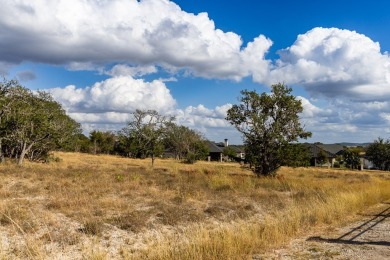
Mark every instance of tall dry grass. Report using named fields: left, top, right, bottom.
left=0, top=152, right=389, bottom=259
left=140, top=184, right=390, bottom=259
left=133, top=169, right=390, bottom=259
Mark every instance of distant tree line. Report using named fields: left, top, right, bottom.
left=63, top=110, right=209, bottom=166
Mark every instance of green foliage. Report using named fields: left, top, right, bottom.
left=316, top=149, right=328, bottom=166
left=366, top=138, right=390, bottom=170
left=281, top=143, right=311, bottom=167
left=117, top=113, right=208, bottom=165
left=185, top=139, right=209, bottom=163
left=226, top=83, right=311, bottom=176
left=0, top=79, right=81, bottom=165
left=335, top=155, right=344, bottom=165
left=344, top=149, right=361, bottom=170
left=222, top=146, right=237, bottom=161
left=89, top=130, right=116, bottom=154
left=75, top=134, right=92, bottom=153
left=115, top=174, right=124, bottom=182
left=45, top=153, right=63, bottom=163
left=183, top=151, right=197, bottom=164
left=119, top=109, right=174, bottom=166
left=113, top=132, right=132, bottom=157
left=164, top=123, right=209, bottom=164
left=59, top=133, right=91, bottom=153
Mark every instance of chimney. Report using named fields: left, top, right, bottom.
left=224, top=139, right=228, bottom=147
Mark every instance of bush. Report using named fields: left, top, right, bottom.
left=45, top=154, right=63, bottom=163
left=183, top=152, right=197, bottom=164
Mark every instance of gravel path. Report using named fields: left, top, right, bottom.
left=258, top=202, right=390, bottom=259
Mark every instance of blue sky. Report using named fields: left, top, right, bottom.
left=1, top=0, right=390, bottom=144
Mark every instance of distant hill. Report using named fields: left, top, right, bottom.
left=334, top=142, right=372, bottom=147
left=229, top=142, right=373, bottom=147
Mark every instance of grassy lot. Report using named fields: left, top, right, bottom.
left=1, top=152, right=390, bottom=259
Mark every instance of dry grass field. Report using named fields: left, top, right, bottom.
left=1, top=152, right=390, bottom=259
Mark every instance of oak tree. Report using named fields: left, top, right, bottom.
left=0, top=80, right=81, bottom=165
left=164, top=123, right=209, bottom=163
left=120, top=110, right=173, bottom=166
left=226, top=83, right=311, bottom=176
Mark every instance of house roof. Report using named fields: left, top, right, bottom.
left=229, top=145, right=245, bottom=153
left=317, top=144, right=344, bottom=155
left=303, top=143, right=335, bottom=158
left=207, top=141, right=244, bottom=154
left=207, top=141, right=223, bottom=153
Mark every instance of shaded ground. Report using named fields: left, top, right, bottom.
left=258, top=202, right=390, bottom=259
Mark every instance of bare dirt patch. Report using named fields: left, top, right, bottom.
left=258, top=202, right=390, bottom=259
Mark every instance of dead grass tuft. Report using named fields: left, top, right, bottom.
left=0, top=201, right=39, bottom=233
left=108, top=211, right=150, bottom=233
left=79, top=218, right=105, bottom=236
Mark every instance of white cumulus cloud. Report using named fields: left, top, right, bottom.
left=267, top=27, right=390, bottom=101
left=175, top=103, right=233, bottom=129
left=107, top=64, right=158, bottom=77
left=0, top=0, right=271, bottom=81
left=48, top=75, right=176, bottom=115
left=297, top=96, right=334, bottom=119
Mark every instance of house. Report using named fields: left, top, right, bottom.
left=207, top=139, right=245, bottom=162
left=304, top=143, right=345, bottom=167
left=207, top=141, right=225, bottom=161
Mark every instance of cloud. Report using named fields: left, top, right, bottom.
left=48, top=76, right=176, bottom=115
left=0, top=0, right=271, bottom=80
left=0, top=62, right=13, bottom=76
left=16, top=70, right=36, bottom=82
left=175, top=103, right=233, bottom=130
left=4, top=0, right=388, bottom=100
left=68, top=112, right=133, bottom=125
left=1, top=0, right=389, bottom=93
left=266, top=27, right=390, bottom=142
left=292, top=95, right=390, bottom=142
left=107, top=64, right=158, bottom=77
left=173, top=103, right=237, bottom=142
left=66, top=62, right=103, bottom=72
left=267, top=27, right=390, bottom=101
left=297, top=96, right=334, bottom=119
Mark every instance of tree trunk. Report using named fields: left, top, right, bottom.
left=0, top=138, right=4, bottom=164
left=17, top=142, right=27, bottom=166
left=17, top=142, right=34, bottom=166
left=151, top=154, right=155, bottom=167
